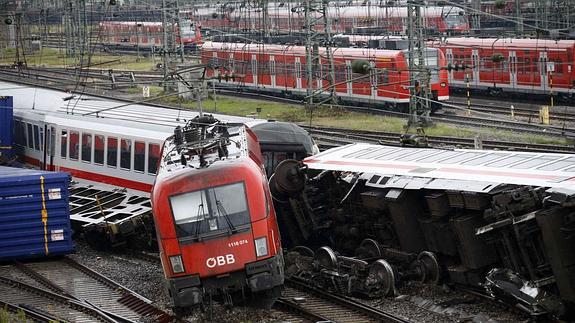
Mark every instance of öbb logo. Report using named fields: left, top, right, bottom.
left=206, top=254, right=235, bottom=268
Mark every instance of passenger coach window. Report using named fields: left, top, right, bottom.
left=27, top=124, right=33, bottom=149
left=13, top=121, right=24, bottom=146
left=107, top=137, right=118, bottom=167
left=148, top=143, right=160, bottom=174
left=61, top=130, right=67, bottom=158
left=134, top=141, right=145, bottom=172
left=40, top=128, right=44, bottom=152
left=94, top=135, right=104, bottom=165
left=33, top=125, right=40, bottom=150
left=69, top=131, right=79, bottom=160
left=82, top=133, right=92, bottom=162
left=170, top=182, right=251, bottom=239
left=121, top=139, right=132, bottom=169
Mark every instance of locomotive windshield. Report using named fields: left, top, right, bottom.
left=170, top=182, right=251, bottom=239
left=445, top=14, right=466, bottom=28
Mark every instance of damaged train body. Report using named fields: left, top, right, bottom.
left=272, top=143, right=575, bottom=318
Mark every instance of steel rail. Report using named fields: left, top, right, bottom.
left=10, top=258, right=174, bottom=323
left=273, top=297, right=332, bottom=322
left=303, top=126, right=575, bottom=154
left=0, top=299, right=66, bottom=323
left=0, top=275, right=119, bottom=322
left=286, top=277, right=411, bottom=323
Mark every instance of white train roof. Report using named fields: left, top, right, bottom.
left=202, top=41, right=406, bottom=58
left=230, top=5, right=464, bottom=18
left=304, top=143, right=575, bottom=191
left=0, top=81, right=260, bottom=133
left=429, top=37, right=575, bottom=50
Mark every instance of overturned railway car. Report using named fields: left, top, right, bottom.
left=273, top=144, right=575, bottom=318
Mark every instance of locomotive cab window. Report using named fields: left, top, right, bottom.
left=170, top=182, right=251, bottom=240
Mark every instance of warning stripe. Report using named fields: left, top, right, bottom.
left=40, top=176, right=49, bottom=255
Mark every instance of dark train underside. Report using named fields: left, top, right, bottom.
left=271, top=162, right=575, bottom=319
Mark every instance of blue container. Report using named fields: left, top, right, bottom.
left=0, top=166, right=74, bottom=260
left=0, top=96, right=13, bottom=158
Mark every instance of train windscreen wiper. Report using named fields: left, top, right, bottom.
left=215, top=199, right=237, bottom=234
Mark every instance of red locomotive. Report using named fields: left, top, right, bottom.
left=428, top=37, right=575, bottom=100
left=201, top=41, right=450, bottom=111
left=151, top=115, right=284, bottom=313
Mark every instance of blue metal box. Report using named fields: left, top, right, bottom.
left=0, top=96, right=13, bottom=158
left=0, top=166, right=74, bottom=260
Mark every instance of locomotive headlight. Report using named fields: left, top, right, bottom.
left=255, top=237, right=268, bottom=257
left=169, top=255, right=185, bottom=274
left=440, top=82, right=447, bottom=88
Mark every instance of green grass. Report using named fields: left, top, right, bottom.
left=0, top=47, right=159, bottom=71
left=150, top=93, right=569, bottom=145
left=0, top=47, right=567, bottom=146
left=0, top=306, right=27, bottom=323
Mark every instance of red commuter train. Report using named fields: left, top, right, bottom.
left=184, top=4, right=469, bottom=35
left=428, top=37, right=575, bottom=100
left=201, top=41, right=450, bottom=111
left=98, top=19, right=202, bottom=50
left=151, top=116, right=284, bottom=313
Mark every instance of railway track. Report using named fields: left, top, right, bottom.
left=445, top=100, right=575, bottom=125
left=278, top=278, right=411, bottom=323
left=2, top=72, right=574, bottom=150
left=216, top=87, right=575, bottom=138
left=0, top=65, right=162, bottom=90
left=304, top=126, right=575, bottom=153
left=0, top=256, right=174, bottom=322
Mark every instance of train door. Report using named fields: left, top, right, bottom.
left=472, top=49, right=480, bottom=86
left=509, top=51, right=517, bottom=89
left=212, top=52, right=219, bottom=80
left=317, top=61, right=323, bottom=90
left=370, top=61, right=377, bottom=101
left=229, top=52, right=235, bottom=83
left=346, top=60, right=352, bottom=96
left=270, top=55, right=276, bottom=88
left=251, top=54, right=258, bottom=87
left=446, top=48, right=453, bottom=83
left=539, top=51, right=548, bottom=91
left=43, top=124, right=56, bottom=171
left=295, top=57, right=302, bottom=89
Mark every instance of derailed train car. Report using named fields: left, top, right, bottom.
left=271, top=143, right=575, bottom=318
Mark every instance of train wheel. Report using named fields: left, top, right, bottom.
left=314, top=246, right=338, bottom=269
left=355, top=238, right=382, bottom=259
left=369, top=259, right=396, bottom=297
left=269, top=160, right=305, bottom=202
left=417, top=251, right=441, bottom=284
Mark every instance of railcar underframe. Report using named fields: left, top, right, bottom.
left=272, top=164, right=575, bottom=318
